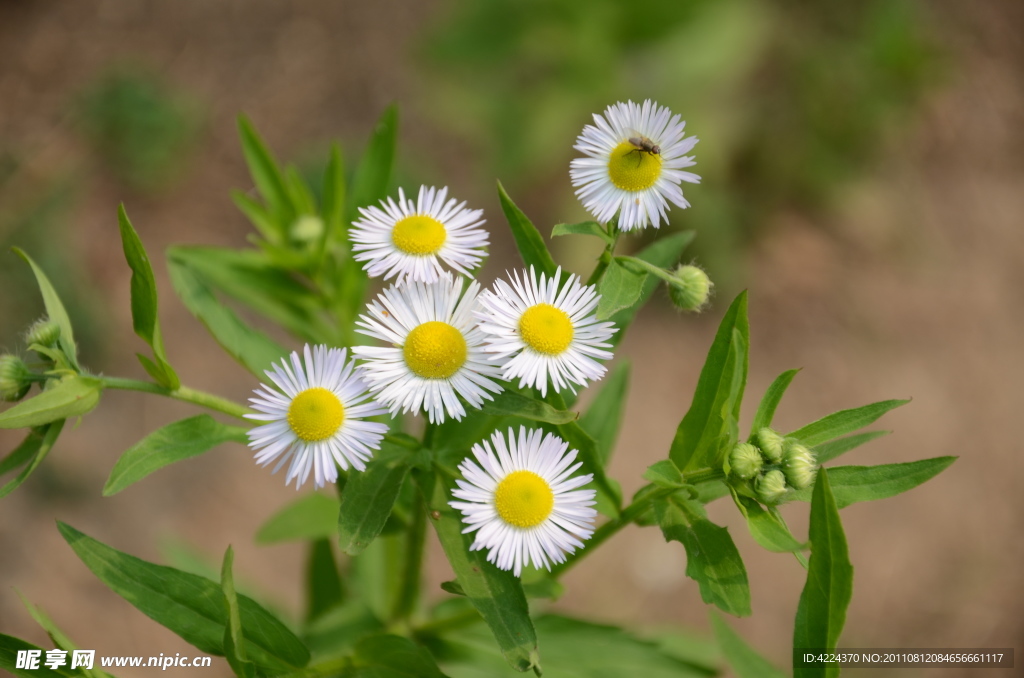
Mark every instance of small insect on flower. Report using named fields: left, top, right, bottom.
left=349, top=185, right=489, bottom=283
left=450, top=427, right=597, bottom=576
left=476, top=266, right=616, bottom=397
left=570, top=100, right=700, bottom=232
left=245, top=345, right=389, bottom=489
left=353, top=274, right=503, bottom=423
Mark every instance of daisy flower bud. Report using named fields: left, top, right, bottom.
left=0, top=354, right=32, bottom=402
left=290, top=214, right=324, bottom=243
left=756, top=469, right=788, bottom=505
left=728, top=442, right=763, bottom=480
left=25, top=318, right=61, bottom=348
left=754, top=427, right=786, bottom=463
left=667, top=264, right=712, bottom=312
left=783, top=441, right=817, bottom=490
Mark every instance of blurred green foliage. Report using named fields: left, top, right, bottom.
left=75, top=67, right=204, bottom=193
left=421, top=0, right=939, bottom=283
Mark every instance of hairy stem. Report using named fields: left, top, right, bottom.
left=100, top=377, right=251, bottom=421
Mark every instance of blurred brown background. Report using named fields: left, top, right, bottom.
left=1, top=1, right=1021, bottom=676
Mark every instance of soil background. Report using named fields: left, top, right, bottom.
left=0, top=1, right=1021, bottom=677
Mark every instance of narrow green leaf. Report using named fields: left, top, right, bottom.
left=497, top=181, right=558, bottom=279
left=730, top=490, right=806, bottom=553
left=17, top=593, right=110, bottom=678
left=787, top=399, right=909, bottom=447
left=793, top=469, right=852, bottom=678
left=338, top=446, right=411, bottom=556
left=0, top=429, right=46, bottom=476
left=305, top=539, right=344, bottom=622
left=0, top=634, right=84, bottom=677
left=813, top=430, right=890, bottom=465
left=786, top=457, right=956, bottom=509
left=480, top=391, right=577, bottom=425
left=416, top=469, right=539, bottom=673
left=750, top=369, right=800, bottom=435
left=597, top=259, right=647, bottom=320
left=669, top=293, right=749, bottom=471
left=579, top=361, right=630, bottom=465
left=657, top=500, right=751, bottom=617
left=285, top=166, right=317, bottom=216
left=553, top=418, right=622, bottom=516
left=255, top=493, right=341, bottom=544
left=0, top=378, right=101, bottom=429
left=350, top=634, right=450, bottom=678
left=58, top=522, right=310, bottom=674
left=238, top=116, right=294, bottom=225
left=231, top=190, right=279, bottom=243
left=711, top=611, right=787, bottom=678
left=643, top=460, right=684, bottom=488
left=221, top=547, right=257, bottom=678
left=320, top=144, right=346, bottom=242
left=117, top=204, right=179, bottom=389
left=551, top=221, right=613, bottom=245
left=0, top=422, right=63, bottom=499
left=104, top=415, right=248, bottom=495
left=346, top=105, right=397, bottom=227
left=167, top=253, right=288, bottom=376
left=12, top=248, right=79, bottom=370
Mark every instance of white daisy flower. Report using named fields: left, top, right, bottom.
left=245, top=345, right=389, bottom=489
left=570, top=99, right=700, bottom=232
left=450, top=427, right=597, bottom=576
left=349, top=185, right=489, bottom=283
left=476, top=266, right=616, bottom=397
left=352, top=274, right=503, bottom=424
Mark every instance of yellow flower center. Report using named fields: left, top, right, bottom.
left=519, top=304, right=574, bottom=355
left=403, top=321, right=467, bottom=379
left=607, top=140, right=663, bottom=192
left=494, top=470, right=555, bottom=528
left=392, top=215, right=447, bottom=255
left=287, top=387, right=344, bottom=442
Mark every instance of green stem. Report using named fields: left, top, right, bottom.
left=617, top=255, right=677, bottom=284
left=391, top=495, right=427, bottom=623
left=585, top=222, right=621, bottom=286
left=100, top=377, right=251, bottom=422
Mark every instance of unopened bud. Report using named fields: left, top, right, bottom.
left=290, top=214, right=324, bottom=243
left=728, top=442, right=763, bottom=480
left=756, top=469, right=788, bottom=505
left=0, top=354, right=32, bottom=402
left=667, top=265, right=712, bottom=312
left=783, top=441, right=817, bottom=490
left=25, top=318, right=61, bottom=348
left=754, top=427, right=785, bottom=463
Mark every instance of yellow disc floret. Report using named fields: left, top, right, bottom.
left=519, top=303, right=574, bottom=355
left=495, top=470, right=555, bottom=528
left=392, top=215, right=447, bottom=255
left=287, top=387, right=344, bottom=442
left=607, top=140, right=663, bottom=192
left=403, top=321, right=468, bottom=379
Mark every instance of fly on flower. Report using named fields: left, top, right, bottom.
left=570, top=100, right=700, bottom=231
left=245, top=345, right=389, bottom=489
left=450, top=427, right=597, bottom=576
left=349, top=185, right=489, bottom=283
left=476, top=266, right=616, bottom=397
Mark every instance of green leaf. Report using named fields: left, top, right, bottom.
left=305, top=539, right=344, bottom=622
left=497, top=181, right=557, bottom=279
left=349, top=634, right=450, bottom=678
left=167, top=253, right=288, bottom=376
left=1, top=429, right=46, bottom=476
left=813, top=431, right=890, bottom=464
left=0, top=378, right=101, bottom=429
left=793, top=469, right=852, bottom=678
left=786, top=457, right=956, bottom=509
left=552, top=416, right=622, bottom=516
left=480, top=391, right=577, bottom=425
left=0, top=634, right=85, bottom=677
left=787, top=399, right=909, bottom=447
left=320, top=144, right=346, bottom=243
left=220, top=547, right=257, bottom=678
left=416, top=469, right=539, bottom=673
left=12, top=248, right=79, bottom=370
left=338, top=446, right=411, bottom=556
left=17, top=593, right=110, bottom=678
left=238, top=116, right=294, bottom=226
left=657, top=500, right=751, bottom=617
left=346, top=105, right=397, bottom=226
left=750, top=369, right=799, bottom=435
left=58, top=522, right=310, bottom=674
left=643, top=460, right=684, bottom=488
left=669, top=293, right=749, bottom=471
left=117, top=204, right=179, bottom=389
left=730, top=490, right=806, bottom=553
left=551, top=221, right=613, bottom=246
left=231, top=190, right=278, bottom=243
left=711, top=611, right=787, bottom=678
left=579, top=361, right=630, bottom=465
left=104, top=415, right=248, bottom=495
left=597, top=259, right=647, bottom=320
left=255, top=493, right=342, bottom=544
left=0, top=422, right=63, bottom=499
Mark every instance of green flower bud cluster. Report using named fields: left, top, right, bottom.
left=727, top=427, right=818, bottom=505
left=0, top=354, right=33, bottom=402
left=667, top=264, right=712, bottom=312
